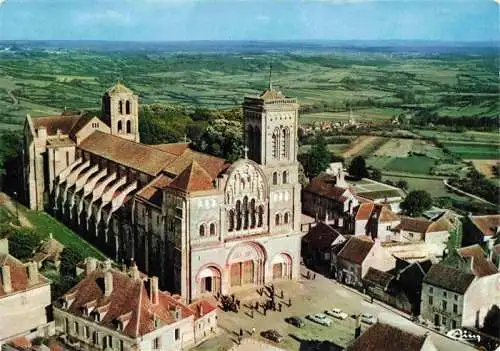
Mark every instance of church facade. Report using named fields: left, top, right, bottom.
left=23, top=83, right=303, bottom=302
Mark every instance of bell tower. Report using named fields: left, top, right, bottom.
left=243, top=72, right=301, bottom=234
left=102, top=82, right=140, bottom=142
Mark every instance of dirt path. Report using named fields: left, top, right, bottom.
left=468, top=159, right=499, bottom=179
left=0, top=192, right=33, bottom=228
left=342, top=136, right=380, bottom=158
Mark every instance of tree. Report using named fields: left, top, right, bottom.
left=60, top=247, right=86, bottom=278
left=9, top=228, right=43, bottom=261
left=301, top=135, right=331, bottom=180
left=348, top=156, right=368, bottom=179
left=396, top=180, right=409, bottom=190
left=369, top=168, right=382, bottom=182
left=482, top=305, right=500, bottom=337
left=400, top=190, right=433, bottom=217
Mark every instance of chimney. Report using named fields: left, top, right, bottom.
left=0, top=238, right=9, bottom=255
left=175, top=306, right=182, bottom=321
left=198, top=303, right=204, bottom=317
left=104, top=271, right=113, bottom=297
left=149, top=276, right=159, bottom=305
left=129, top=261, right=140, bottom=280
left=354, top=314, right=361, bottom=338
left=103, top=259, right=112, bottom=271
left=86, top=257, right=98, bottom=276
left=1, top=265, right=12, bottom=293
left=27, top=261, right=39, bottom=285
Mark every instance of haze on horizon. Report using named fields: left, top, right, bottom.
left=0, top=0, right=497, bottom=42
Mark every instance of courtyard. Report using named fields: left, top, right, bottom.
left=192, top=265, right=477, bottom=351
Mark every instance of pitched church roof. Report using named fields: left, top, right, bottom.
left=106, top=82, right=133, bottom=95
left=168, top=161, right=214, bottom=193
left=259, top=88, right=285, bottom=100
left=31, top=113, right=85, bottom=136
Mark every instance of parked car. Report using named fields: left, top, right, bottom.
left=307, top=313, right=333, bottom=326
left=285, top=316, right=305, bottom=328
left=360, top=312, right=377, bottom=324
left=261, top=329, right=284, bottom=343
left=326, top=308, right=348, bottom=320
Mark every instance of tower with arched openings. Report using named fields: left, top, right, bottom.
left=101, top=82, right=140, bottom=142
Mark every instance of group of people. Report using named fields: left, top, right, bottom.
left=217, top=293, right=241, bottom=313
left=251, top=283, right=292, bottom=316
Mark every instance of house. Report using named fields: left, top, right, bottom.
left=441, top=244, right=498, bottom=278
left=302, top=170, right=358, bottom=232
left=336, top=236, right=395, bottom=289
left=345, top=322, right=438, bottom=351
left=353, top=203, right=400, bottom=240
left=462, top=214, right=500, bottom=252
left=0, top=238, right=54, bottom=348
left=32, top=234, right=64, bottom=269
left=53, top=258, right=217, bottom=351
left=301, top=222, right=347, bottom=277
left=349, top=178, right=405, bottom=213
left=420, top=263, right=500, bottom=331
left=364, top=259, right=431, bottom=316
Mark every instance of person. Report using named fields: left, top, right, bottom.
left=280, top=289, right=284, bottom=299
left=236, top=299, right=240, bottom=309
left=240, top=328, right=243, bottom=337
left=278, top=303, right=282, bottom=312
left=252, top=327, right=256, bottom=335
left=288, top=297, right=292, bottom=307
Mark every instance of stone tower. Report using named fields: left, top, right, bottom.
left=243, top=79, right=301, bottom=234
left=101, top=83, right=140, bottom=142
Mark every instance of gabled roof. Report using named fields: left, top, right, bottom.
left=395, top=217, right=432, bottom=234
left=79, top=131, right=178, bottom=176
left=355, top=203, right=374, bottom=221
left=304, top=173, right=352, bottom=201
left=135, top=174, right=173, bottom=207
left=338, top=236, right=374, bottom=265
left=0, top=253, right=50, bottom=297
left=58, top=264, right=216, bottom=339
left=363, top=268, right=394, bottom=290
left=457, top=245, right=498, bottom=278
left=163, top=148, right=230, bottom=180
left=374, top=204, right=399, bottom=223
left=168, top=161, right=214, bottom=193
left=426, top=215, right=456, bottom=234
left=355, top=203, right=398, bottom=223
left=32, top=237, right=64, bottom=264
left=346, top=322, right=427, bottom=351
left=32, top=113, right=84, bottom=136
left=302, top=222, right=345, bottom=250
left=151, top=143, right=190, bottom=156
left=424, top=264, right=475, bottom=294
left=469, top=215, right=500, bottom=237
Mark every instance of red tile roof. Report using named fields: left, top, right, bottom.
left=8, top=336, right=31, bottom=349
left=135, top=174, right=173, bottom=207
left=395, top=217, right=432, bottom=234
left=355, top=203, right=374, bottom=221
left=0, top=254, right=50, bottom=297
left=58, top=264, right=216, bottom=339
left=187, top=299, right=217, bottom=319
left=304, top=173, right=351, bottom=201
left=424, top=264, right=475, bottom=294
left=168, top=161, right=214, bottom=193
left=151, top=143, right=190, bottom=156
left=164, top=148, right=230, bottom=180
left=338, top=236, right=374, bottom=265
left=457, top=245, right=498, bottom=278
left=32, top=114, right=85, bottom=136
left=374, top=204, right=399, bottom=223
left=346, top=322, right=426, bottom=351
left=363, top=268, right=394, bottom=290
left=470, top=215, right=500, bottom=237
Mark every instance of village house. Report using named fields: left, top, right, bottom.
left=345, top=322, right=438, bottom=351
left=462, top=215, right=500, bottom=253
left=336, top=236, right=395, bottom=289
left=301, top=221, right=347, bottom=277
left=353, top=203, right=400, bottom=241
left=441, top=244, right=498, bottom=278
left=53, top=258, right=217, bottom=351
left=32, top=234, right=64, bottom=270
left=24, top=83, right=306, bottom=302
left=363, top=258, right=432, bottom=316
left=0, top=238, right=54, bottom=348
left=301, top=164, right=358, bottom=232
left=420, top=263, right=500, bottom=331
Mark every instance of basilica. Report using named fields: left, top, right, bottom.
left=23, top=82, right=304, bottom=302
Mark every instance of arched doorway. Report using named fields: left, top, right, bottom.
left=197, top=265, right=221, bottom=296
left=271, top=253, right=292, bottom=280
left=227, top=242, right=265, bottom=288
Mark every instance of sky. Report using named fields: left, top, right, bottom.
left=0, top=0, right=497, bottom=42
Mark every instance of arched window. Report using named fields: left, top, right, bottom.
left=275, top=213, right=280, bottom=226
left=272, top=172, right=278, bottom=185
left=117, top=120, right=123, bottom=133
left=228, top=210, right=235, bottom=232
left=199, top=224, right=206, bottom=237
left=118, top=100, right=123, bottom=115
left=284, top=212, right=290, bottom=224
left=236, top=200, right=242, bottom=231
left=243, top=196, right=249, bottom=230
left=258, top=205, right=264, bottom=227
left=209, top=223, right=216, bottom=236
left=272, top=128, right=279, bottom=159
left=126, top=120, right=131, bottom=133
left=125, top=100, right=131, bottom=114
left=281, top=128, right=289, bottom=159
left=283, top=171, right=288, bottom=184
left=250, top=199, right=256, bottom=229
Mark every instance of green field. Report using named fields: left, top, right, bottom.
left=367, top=155, right=437, bottom=174
left=442, top=142, right=499, bottom=160
left=382, top=175, right=457, bottom=199
left=0, top=46, right=497, bottom=132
